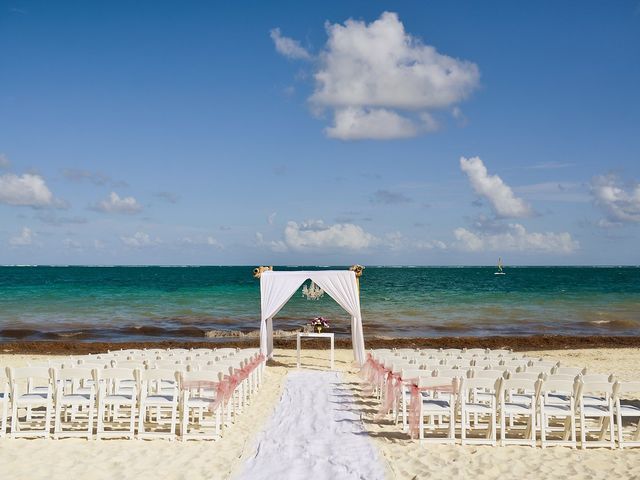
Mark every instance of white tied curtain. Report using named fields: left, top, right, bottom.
left=259, top=270, right=366, bottom=365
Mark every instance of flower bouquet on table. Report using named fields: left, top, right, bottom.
left=308, top=316, right=330, bottom=333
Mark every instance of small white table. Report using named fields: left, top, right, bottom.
left=296, top=332, right=334, bottom=370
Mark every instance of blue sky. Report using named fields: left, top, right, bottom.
left=1, top=1, right=639, bottom=265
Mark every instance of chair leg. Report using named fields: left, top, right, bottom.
left=43, top=402, right=52, bottom=439
left=491, top=411, right=497, bottom=445
left=530, top=410, right=536, bottom=448
left=170, top=404, right=177, bottom=439
left=401, top=389, right=408, bottom=432
left=580, top=412, right=586, bottom=449
left=449, top=407, right=455, bottom=441
left=11, top=400, right=18, bottom=435
left=137, top=403, right=145, bottom=437
left=609, top=414, right=615, bottom=449
left=540, top=412, right=546, bottom=448
left=97, top=402, right=104, bottom=438
left=87, top=403, right=94, bottom=440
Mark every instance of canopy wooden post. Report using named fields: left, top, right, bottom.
left=350, top=264, right=364, bottom=294
left=253, top=265, right=273, bottom=279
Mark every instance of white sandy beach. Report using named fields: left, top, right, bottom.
left=1, top=348, right=640, bottom=480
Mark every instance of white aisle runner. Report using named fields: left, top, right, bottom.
left=235, top=371, right=385, bottom=480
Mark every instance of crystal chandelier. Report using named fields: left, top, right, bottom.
left=302, top=281, right=324, bottom=300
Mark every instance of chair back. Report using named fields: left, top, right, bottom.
left=553, top=366, right=586, bottom=376
left=581, top=374, right=615, bottom=384
left=459, top=376, right=499, bottom=394
left=7, top=366, right=53, bottom=400
left=577, top=379, right=614, bottom=398
left=469, top=369, right=504, bottom=380
left=508, top=371, right=543, bottom=381
left=538, top=377, right=578, bottom=401
left=417, top=376, right=458, bottom=393
left=498, top=377, right=541, bottom=402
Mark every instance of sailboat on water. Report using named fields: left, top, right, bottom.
left=494, top=257, right=506, bottom=275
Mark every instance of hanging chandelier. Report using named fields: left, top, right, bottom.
left=302, top=281, right=324, bottom=300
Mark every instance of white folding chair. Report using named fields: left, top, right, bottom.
left=52, top=367, right=96, bottom=439
left=538, top=378, right=577, bottom=448
left=7, top=366, right=54, bottom=438
left=577, top=379, right=616, bottom=449
left=498, top=377, right=540, bottom=447
left=614, top=381, right=640, bottom=449
left=459, top=376, right=498, bottom=445
left=398, top=368, right=428, bottom=431
left=94, top=367, right=137, bottom=439
left=0, top=368, right=10, bottom=438
left=416, top=376, right=457, bottom=444
left=137, top=368, right=179, bottom=439
left=178, top=370, right=223, bottom=441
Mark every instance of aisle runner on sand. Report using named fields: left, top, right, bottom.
left=235, top=371, right=385, bottom=480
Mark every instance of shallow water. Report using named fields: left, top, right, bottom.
left=0, top=266, right=639, bottom=342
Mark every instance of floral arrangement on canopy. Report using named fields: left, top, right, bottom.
left=308, top=316, right=330, bottom=333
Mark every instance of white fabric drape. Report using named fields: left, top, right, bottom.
left=259, top=270, right=366, bottom=365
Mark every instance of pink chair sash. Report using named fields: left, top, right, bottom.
left=359, top=353, right=388, bottom=396
left=181, top=353, right=265, bottom=412
left=380, top=371, right=403, bottom=415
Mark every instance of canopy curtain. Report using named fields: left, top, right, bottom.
left=259, top=270, right=366, bottom=365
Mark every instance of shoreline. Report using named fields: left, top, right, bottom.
left=2, top=334, right=640, bottom=355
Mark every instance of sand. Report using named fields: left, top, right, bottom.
left=2, top=348, right=640, bottom=479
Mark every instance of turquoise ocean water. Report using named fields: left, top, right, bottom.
left=0, top=266, right=639, bottom=342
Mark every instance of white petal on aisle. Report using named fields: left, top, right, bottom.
left=235, top=371, right=385, bottom=480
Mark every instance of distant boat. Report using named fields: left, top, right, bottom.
left=494, top=257, right=506, bottom=275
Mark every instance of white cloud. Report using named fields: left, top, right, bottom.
left=460, top=156, right=532, bottom=218
left=9, top=227, right=34, bottom=246
left=0, top=153, right=10, bottom=169
left=591, top=174, right=640, bottom=224
left=120, top=232, right=159, bottom=248
left=95, top=192, right=142, bottom=214
left=93, top=239, right=106, bottom=249
left=255, top=232, right=288, bottom=253
left=0, top=173, right=56, bottom=208
left=326, top=107, right=420, bottom=140
left=283, top=220, right=376, bottom=251
left=414, top=239, right=447, bottom=250
left=280, top=11, right=479, bottom=140
left=270, top=28, right=311, bottom=60
left=453, top=224, right=578, bottom=254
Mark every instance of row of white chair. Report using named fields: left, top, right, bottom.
left=406, top=374, right=640, bottom=449
left=364, top=348, right=640, bottom=449
left=0, top=348, right=265, bottom=441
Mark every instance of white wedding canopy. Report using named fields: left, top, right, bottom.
left=259, top=270, right=366, bottom=365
